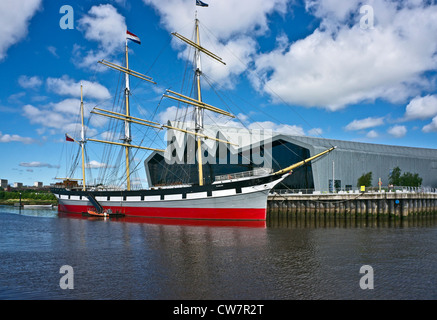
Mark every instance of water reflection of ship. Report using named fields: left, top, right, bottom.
left=58, top=212, right=266, bottom=228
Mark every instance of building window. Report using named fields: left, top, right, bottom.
left=329, top=179, right=341, bottom=192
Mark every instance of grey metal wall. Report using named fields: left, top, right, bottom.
left=280, top=135, right=437, bottom=190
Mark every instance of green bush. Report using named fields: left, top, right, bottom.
left=0, top=190, right=56, bottom=201
left=357, top=172, right=373, bottom=187
left=389, top=167, right=422, bottom=187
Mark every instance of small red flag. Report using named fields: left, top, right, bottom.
left=65, top=134, right=74, bottom=142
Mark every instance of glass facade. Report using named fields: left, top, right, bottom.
left=270, top=140, right=314, bottom=190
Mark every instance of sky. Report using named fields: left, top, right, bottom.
left=1, top=0, right=437, bottom=187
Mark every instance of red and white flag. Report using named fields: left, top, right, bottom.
left=126, top=30, right=141, bottom=45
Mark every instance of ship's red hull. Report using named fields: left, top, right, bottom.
left=58, top=203, right=266, bottom=220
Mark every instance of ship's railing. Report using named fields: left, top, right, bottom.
left=271, top=188, right=315, bottom=195
left=50, top=185, right=124, bottom=191
left=215, top=168, right=273, bottom=182
left=271, top=186, right=437, bottom=195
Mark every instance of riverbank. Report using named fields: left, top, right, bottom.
left=0, top=190, right=57, bottom=206
left=0, top=199, right=57, bottom=206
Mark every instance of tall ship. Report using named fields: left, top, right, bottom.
left=51, top=14, right=335, bottom=221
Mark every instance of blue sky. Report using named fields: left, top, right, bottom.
left=1, top=0, right=437, bottom=187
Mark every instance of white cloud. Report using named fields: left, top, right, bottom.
left=22, top=104, right=72, bottom=130
left=22, top=100, right=99, bottom=138
left=47, top=46, right=58, bottom=58
left=18, top=75, right=42, bottom=89
left=0, top=0, right=41, bottom=61
left=0, top=105, right=18, bottom=113
left=111, top=0, right=128, bottom=7
left=8, top=92, right=26, bottom=104
left=308, top=128, right=323, bottom=136
left=75, top=4, right=127, bottom=69
left=157, top=105, right=242, bottom=129
left=305, top=0, right=362, bottom=23
left=143, top=0, right=288, bottom=88
left=100, top=130, right=118, bottom=141
left=345, top=117, right=384, bottom=131
left=252, top=1, right=437, bottom=110
left=0, top=131, right=36, bottom=144
left=24, top=95, right=109, bottom=131
left=403, top=95, right=437, bottom=121
left=144, top=0, right=288, bottom=40
left=248, top=121, right=305, bottom=136
left=19, top=162, right=59, bottom=168
left=46, top=76, right=111, bottom=100
left=85, top=160, right=112, bottom=169
left=157, top=105, right=186, bottom=124
left=422, top=116, right=437, bottom=133
left=157, top=105, right=304, bottom=136
left=199, top=36, right=258, bottom=89
left=51, top=98, right=82, bottom=114
left=366, top=130, right=379, bottom=138
left=387, top=125, right=407, bottom=138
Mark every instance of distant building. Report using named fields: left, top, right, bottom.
left=1, top=179, right=7, bottom=189
left=34, top=182, right=43, bottom=188
left=13, top=182, right=23, bottom=188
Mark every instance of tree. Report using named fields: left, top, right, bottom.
left=389, top=167, right=401, bottom=185
left=357, top=172, right=373, bottom=187
left=400, top=172, right=422, bottom=187
left=389, top=166, right=422, bottom=187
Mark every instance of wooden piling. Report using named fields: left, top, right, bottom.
left=268, top=192, right=437, bottom=220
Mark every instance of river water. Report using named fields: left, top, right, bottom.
left=0, top=205, right=436, bottom=300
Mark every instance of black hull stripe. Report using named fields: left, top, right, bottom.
left=51, top=174, right=282, bottom=198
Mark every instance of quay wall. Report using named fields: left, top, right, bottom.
left=267, top=192, right=437, bottom=219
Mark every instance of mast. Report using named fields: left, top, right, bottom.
left=124, top=39, right=132, bottom=191
left=168, top=16, right=233, bottom=186
left=94, top=31, right=161, bottom=190
left=194, top=16, right=204, bottom=186
left=80, top=84, right=86, bottom=191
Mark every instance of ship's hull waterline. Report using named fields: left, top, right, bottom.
left=52, top=173, right=289, bottom=221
